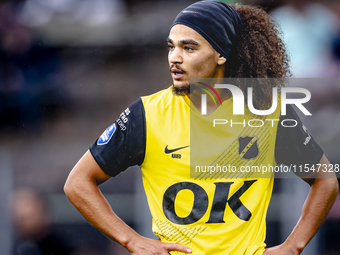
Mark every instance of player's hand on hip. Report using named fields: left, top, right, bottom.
left=127, top=236, right=192, bottom=255
left=263, top=243, right=301, bottom=255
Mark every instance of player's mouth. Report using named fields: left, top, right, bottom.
left=170, top=66, right=186, bottom=80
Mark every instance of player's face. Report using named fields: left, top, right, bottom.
left=167, top=24, right=226, bottom=92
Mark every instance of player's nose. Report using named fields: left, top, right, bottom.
left=168, top=47, right=183, bottom=64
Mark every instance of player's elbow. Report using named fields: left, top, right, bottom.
left=327, top=177, right=339, bottom=206
left=330, top=177, right=339, bottom=198
left=64, top=174, right=75, bottom=200
left=325, top=175, right=339, bottom=194
left=64, top=172, right=83, bottom=203
left=316, top=176, right=339, bottom=202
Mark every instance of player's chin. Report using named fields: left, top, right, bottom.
left=172, top=81, right=191, bottom=96
left=173, top=79, right=190, bottom=88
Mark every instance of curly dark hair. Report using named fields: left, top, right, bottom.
left=225, top=4, right=291, bottom=109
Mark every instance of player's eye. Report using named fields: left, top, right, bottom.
left=184, top=46, right=195, bottom=52
left=167, top=44, right=174, bottom=50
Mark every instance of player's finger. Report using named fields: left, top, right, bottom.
left=163, top=243, right=192, bottom=253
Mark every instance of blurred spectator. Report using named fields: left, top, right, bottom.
left=271, top=0, right=340, bottom=146
left=271, top=0, right=340, bottom=78
left=0, top=2, right=68, bottom=131
left=11, top=188, right=74, bottom=255
left=19, top=0, right=126, bottom=27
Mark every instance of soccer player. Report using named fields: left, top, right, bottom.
left=64, top=1, right=338, bottom=255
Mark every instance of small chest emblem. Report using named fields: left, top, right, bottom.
left=238, top=136, right=258, bottom=159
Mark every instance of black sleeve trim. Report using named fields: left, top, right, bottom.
left=89, top=99, right=146, bottom=177
left=275, top=105, right=324, bottom=177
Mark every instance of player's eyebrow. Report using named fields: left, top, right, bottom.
left=166, top=37, right=199, bottom=46
left=180, top=39, right=199, bottom=46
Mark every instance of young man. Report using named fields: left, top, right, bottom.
left=64, top=1, right=338, bottom=255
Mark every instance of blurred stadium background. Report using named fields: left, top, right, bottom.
left=0, top=0, right=339, bottom=254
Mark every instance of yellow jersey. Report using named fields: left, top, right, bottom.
left=90, top=86, right=323, bottom=255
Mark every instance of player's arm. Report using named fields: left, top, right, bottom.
left=64, top=150, right=192, bottom=255
left=267, top=105, right=339, bottom=254
left=264, top=154, right=338, bottom=255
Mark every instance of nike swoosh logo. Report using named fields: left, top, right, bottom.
left=165, top=145, right=189, bottom=154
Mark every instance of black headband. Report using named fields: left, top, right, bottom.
left=171, top=0, right=242, bottom=59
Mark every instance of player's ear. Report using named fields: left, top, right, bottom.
left=217, top=54, right=227, bottom=65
